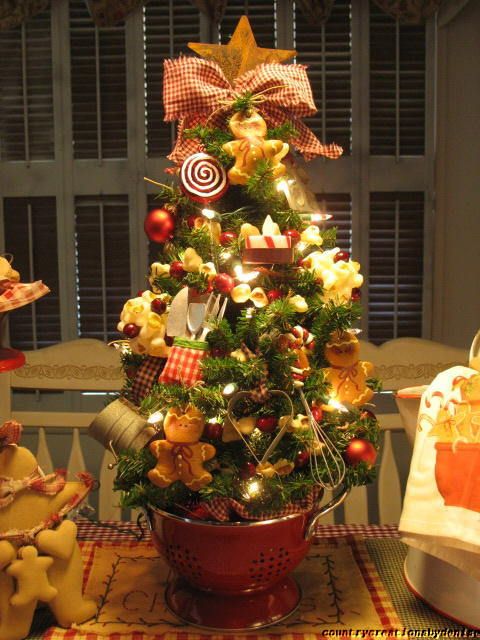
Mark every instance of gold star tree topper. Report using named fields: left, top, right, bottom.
left=188, top=16, right=296, bottom=85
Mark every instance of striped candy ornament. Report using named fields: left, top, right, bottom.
left=180, top=152, right=228, bottom=203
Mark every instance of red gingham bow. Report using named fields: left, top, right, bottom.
left=0, top=420, right=23, bottom=448
left=0, top=468, right=67, bottom=509
left=163, top=56, right=343, bottom=164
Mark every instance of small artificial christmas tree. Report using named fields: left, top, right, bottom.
left=112, top=17, right=381, bottom=521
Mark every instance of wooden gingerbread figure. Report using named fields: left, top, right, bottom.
left=323, top=330, right=374, bottom=407
left=222, top=109, right=289, bottom=185
left=148, top=406, right=216, bottom=491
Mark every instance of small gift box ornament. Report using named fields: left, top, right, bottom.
left=158, top=337, right=209, bottom=387
left=243, top=216, right=294, bottom=265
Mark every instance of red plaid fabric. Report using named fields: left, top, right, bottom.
left=0, top=468, right=66, bottom=509
left=131, top=355, right=166, bottom=405
left=0, top=420, right=22, bottom=448
left=158, top=337, right=208, bottom=387
left=163, top=56, right=343, bottom=164
left=200, top=487, right=322, bottom=522
left=0, top=280, right=49, bottom=313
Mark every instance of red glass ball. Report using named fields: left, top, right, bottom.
left=151, top=298, right=167, bottom=315
left=311, top=406, right=323, bottom=422
left=136, top=290, right=144, bottom=297
left=240, top=462, right=257, bottom=479
left=351, top=288, right=361, bottom=301
left=213, top=273, right=235, bottom=294
left=144, top=208, right=175, bottom=243
left=284, top=229, right=301, bottom=245
left=123, top=323, right=140, bottom=338
left=334, top=250, right=350, bottom=263
left=267, top=289, right=283, bottom=302
left=220, top=231, right=237, bottom=247
left=203, top=422, right=223, bottom=440
left=344, top=438, right=377, bottom=467
left=256, top=416, right=278, bottom=433
left=170, top=261, right=185, bottom=280
left=295, top=450, right=310, bottom=468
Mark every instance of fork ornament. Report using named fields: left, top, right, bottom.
left=197, top=292, right=228, bottom=341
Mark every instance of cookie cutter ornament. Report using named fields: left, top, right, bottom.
left=226, top=389, right=294, bottom=466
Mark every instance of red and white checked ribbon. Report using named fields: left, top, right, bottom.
left=0, top=468, right=66, bottom=509
left=158, top=338, right=208, bottom=387
left=163, top=56, right=343, bottom=164
left=0, top=280, right=50, bottom=313
left=0, top=420, right=23, bottom=448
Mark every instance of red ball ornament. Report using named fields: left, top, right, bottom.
left=203, top=421, right=223, bottom=440
left=344, top=438, right=377, bottom=467
left=284, top=229, right=301, bottom=245
left=123, top=323, right=140, bottom=338
left=295, top=450, right=310, bottom=468
left=144, top=208, right=175, bottom=243
left=351, top=288, right=361, bottom=302
left=213, top=273, right=235, bottom=294
left=240, top=462, right=257, bottom=479
left=267, top=289, right=283, bottom=303
left=151, top=298, right=167, bottom=315
left=306, top=339, right=316, bottom=351
left=210, top=346, right=227, bottom=358
left=220, top=231, right=237, bottom=247
left=136, top=290, right=144, bottom=297
left=311, top=406, right=323, bottom=422
left=186, top=214, right=199, bottom=229
left=334, top=250, right=350, bottom=263
left=170, top=261, right=185, bottom=280
left=256, top=416, right=278, bottom=433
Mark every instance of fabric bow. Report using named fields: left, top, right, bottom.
left=163, top=56, right=343, bottom=165
left=0, top=420, right=22, bottom=449
left=0, top=468, right=67, bottom=509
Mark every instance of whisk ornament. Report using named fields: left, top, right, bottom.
left=297, top=389, right=346, bottom=490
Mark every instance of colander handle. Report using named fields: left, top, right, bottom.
left=304, top=486, right=350, bottom=540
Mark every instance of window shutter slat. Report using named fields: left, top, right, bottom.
left=75, top=195, right=131, bottom=341
left=295, top=1, right=351, bottom=154
left=316, top=193, right=352, bottom=253
left=369, top=2, right=425, bottom=156
left=3, top=197, right=61, bottom=350
left=368, top=192, right=424, bottom=344
left=0, top=11, right=54, bottom=161
left=70, top=0, right=127, bottom=159
left=145, top=1, right=200, bottom=157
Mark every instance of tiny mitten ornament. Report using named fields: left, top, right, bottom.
left=222, top=109, right=289, bottom=185
left=148, top=406, right=216, bottom=491
left=323, top=330, right=374, bottom=406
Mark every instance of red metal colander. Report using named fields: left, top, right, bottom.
left=145, top=488, right=349, bottom=630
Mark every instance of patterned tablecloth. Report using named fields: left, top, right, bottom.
left=25, top=521, right=473, bottom=639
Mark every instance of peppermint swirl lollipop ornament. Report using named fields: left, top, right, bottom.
left=180, top=152, right=228, bottom=203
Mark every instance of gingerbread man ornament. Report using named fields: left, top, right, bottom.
left=148, top=406, right=216, bottom=491
left=323, top=330, right=374, bottom=407
left=222, top=109, right=289, bottom=185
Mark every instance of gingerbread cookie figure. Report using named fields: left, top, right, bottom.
left=7, top=546, right=57, bottom=606
left=0, top=540, right=35, bottom=640
left=222, top=109, right=289, bottom=185
left=36, top=520, right=97, bottom=627
left=148, top=406, right=216, bottom=491
left=323, top=330, right=374, bottom=407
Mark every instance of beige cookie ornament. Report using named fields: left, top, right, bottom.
left=0, top=422, right=96, bottom=640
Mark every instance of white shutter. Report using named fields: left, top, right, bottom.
left=368, top=192, right=424, bottom=344
left=219, top=1, right=277, bottom=47
left=75, top=195, right=131, bottom=341
left=3, top=197, right=61, bottom=349
left=0, top=9, right=54, bottom=161
left=145, top=0, right=201, bottom=157
left=69, top=0, right=128, bottom=159
left=294, top=0, right=351, bottom=154
left=369, top=1, right=426, bottom=156
left=320, top=193, right=352, bottom=253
